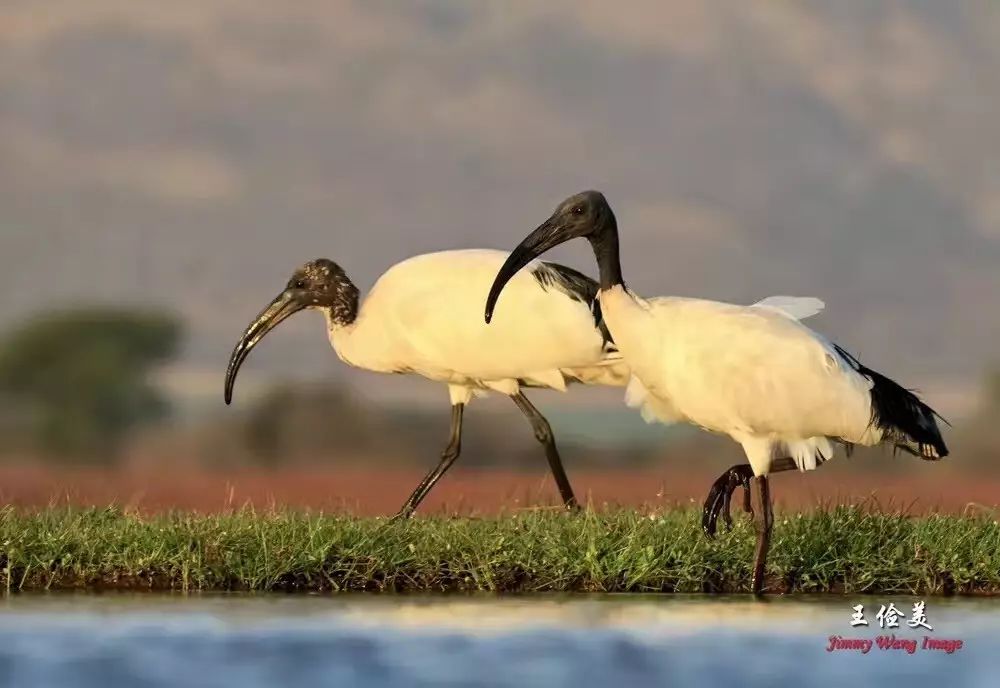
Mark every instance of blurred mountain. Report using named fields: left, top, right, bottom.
left=1, top=1, right=997, bottom=413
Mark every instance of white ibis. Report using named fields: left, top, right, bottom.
left=485, top=191, right=949, bottom=594
left=225, top=249, right=632, bottom=518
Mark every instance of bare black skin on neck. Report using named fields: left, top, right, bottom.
left=588, top=209, right=623, bottom=291
left=484, top=190, right=623, bottom=324
left=224, top=259, right=358, bottom=404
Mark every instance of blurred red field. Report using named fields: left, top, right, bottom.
left=0, top=464, right=995, bottom=516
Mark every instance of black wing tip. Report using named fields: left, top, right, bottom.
left=530, top=262, right=614, bottom=347
left=926, top=428, right=950, bottom=459
left=869, top=373, right=949, bottom=460
left=835, top=344, right=950, bottom=460
left=530, top=262, right=598, bottom=303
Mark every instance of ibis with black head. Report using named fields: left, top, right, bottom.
left=485, top=191, right=949, bottom=595
left=225, top=249, right=631, bottom=518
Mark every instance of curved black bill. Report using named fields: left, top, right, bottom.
left=484, top=219, right=563, bottom=323
left=224, top=289, right=307, bottom=404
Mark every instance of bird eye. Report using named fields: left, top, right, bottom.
left=571, top=206, right=584, bottom=215
left=293, top=280, right=306, bottom=290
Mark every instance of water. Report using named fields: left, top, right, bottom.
left=0, top=594, right=995, bottom=687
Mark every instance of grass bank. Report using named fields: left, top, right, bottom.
left=1, top=507, right=998, bottom=594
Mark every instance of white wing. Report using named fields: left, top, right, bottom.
left=750, top=296, right=825, bottom=321
left=624, top=294, right=825, bottom=426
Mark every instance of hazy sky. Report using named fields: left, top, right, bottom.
left=1, top=1, right=998, bottom=414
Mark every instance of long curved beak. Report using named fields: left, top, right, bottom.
left=224, top=289, right=308, bottom=404
left=484, top=218, right=565, bottom=323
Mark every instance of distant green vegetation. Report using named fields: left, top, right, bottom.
left=0, top=307, right=181, bottom=461
left=1, top=507, right=998, bottom=594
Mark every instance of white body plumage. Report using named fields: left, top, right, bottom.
left=326, top=249, right=628, bottom=405
left=608, top=287, right=881, bottom=475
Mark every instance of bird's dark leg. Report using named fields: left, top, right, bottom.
left=392, top=403, right=464, bottom=520
left=750, top=475, right=774, bottom=596
left=702, top=457, right=796, bottom=537
left=702, top=464, right=754, bottom=537
left=511, top=392, right=579, bottom=511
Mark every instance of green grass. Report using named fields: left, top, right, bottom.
left=1, top=506, right=998, bottom=594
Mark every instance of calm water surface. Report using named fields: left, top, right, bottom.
left=0, top=594, right=995, bottom=687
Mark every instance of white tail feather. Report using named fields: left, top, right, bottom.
left=786, top=437, right=834, bottom=472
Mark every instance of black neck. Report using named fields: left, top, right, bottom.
left=588, top=213, right=624, bottom=291
left=329, top=279, right=360, bottom=326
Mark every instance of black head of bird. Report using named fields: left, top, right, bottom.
left=224, top=259, right=359, bottom=404
left=485, top=190, right=617, bottom=323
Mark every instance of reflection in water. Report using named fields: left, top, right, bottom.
left=0, top=595, right=993, bottom=687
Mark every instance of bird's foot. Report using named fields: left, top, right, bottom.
left=701, top=464, right=755, bottom=538
left=390, top=506, right=416, bottom=522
